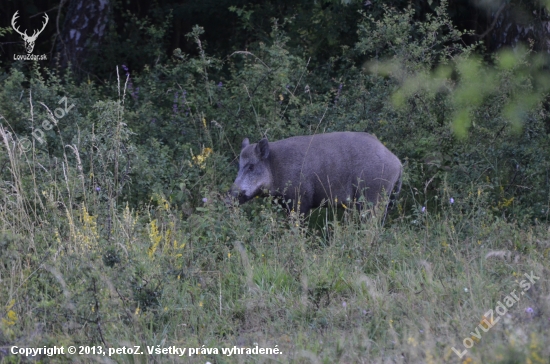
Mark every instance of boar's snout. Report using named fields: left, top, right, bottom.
left=226, top=184, right=248, bottom=206
left=223, top=191, right=235, bottom=207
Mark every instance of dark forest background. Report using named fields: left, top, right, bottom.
left=2, top=0, right=550, bottom=76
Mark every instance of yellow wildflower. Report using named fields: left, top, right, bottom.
left=148, top=219, right=162, bottom=258
left=192, top=147, right=213, bottom=169
left=2, top=300, right=17, bottom=326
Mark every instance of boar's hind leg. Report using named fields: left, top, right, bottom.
left=381, top=174, right=403, bottom=225
left=387, top=174, right=402, bottom=212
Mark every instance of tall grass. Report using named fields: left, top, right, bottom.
left=0, top=106, right=548, bottom=362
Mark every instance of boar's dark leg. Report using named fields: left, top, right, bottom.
left=280, top=193, right=311, bottom=216
left=381, top=173, right=403, bottom=225
left=298, top=198, right=311, bottom=216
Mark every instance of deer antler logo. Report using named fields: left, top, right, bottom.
left=11, top=11, right=49, bottom=54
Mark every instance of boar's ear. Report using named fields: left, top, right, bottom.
left=256, top=138, right=270, bottom=160
left=241, top=138, right=250, bottom=150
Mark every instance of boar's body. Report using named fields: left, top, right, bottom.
left=231, top=132, right=402, bottom=216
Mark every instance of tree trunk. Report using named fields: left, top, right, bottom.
left=483, top=1, right=550, bottom=52
left=55, top=0, right=110, bottom=74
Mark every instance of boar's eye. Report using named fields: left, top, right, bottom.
left=248, top=164, right=255, bottom=172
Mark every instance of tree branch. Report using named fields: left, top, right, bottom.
left=477, top=2, right=507, bottom=39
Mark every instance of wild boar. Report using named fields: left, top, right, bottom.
left=230, top=132, right=402, bottom=216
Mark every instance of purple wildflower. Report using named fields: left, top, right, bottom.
left=421, top=206, right=426, bottom=213
left=181, top=90, right=191, bottom=115
left=202, top=197, right=208, bottom=203
left=217, top=82, right=223, bottom=89
left=95, top=186, right=101, bottom=192
left=334, top=83, right=343, bottom=105
left=450, top=197, right=454, bottom=204
left=173, top=92, right=179, bottom=114
left=121, top=64, right=138, bottom=100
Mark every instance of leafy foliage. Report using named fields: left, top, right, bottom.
left=1, top=1, right=550, bottom=362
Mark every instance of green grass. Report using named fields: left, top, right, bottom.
left=0, top=144, right=548, bottom=364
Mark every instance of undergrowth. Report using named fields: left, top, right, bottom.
left=1, top=3, right=550, bottom=363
